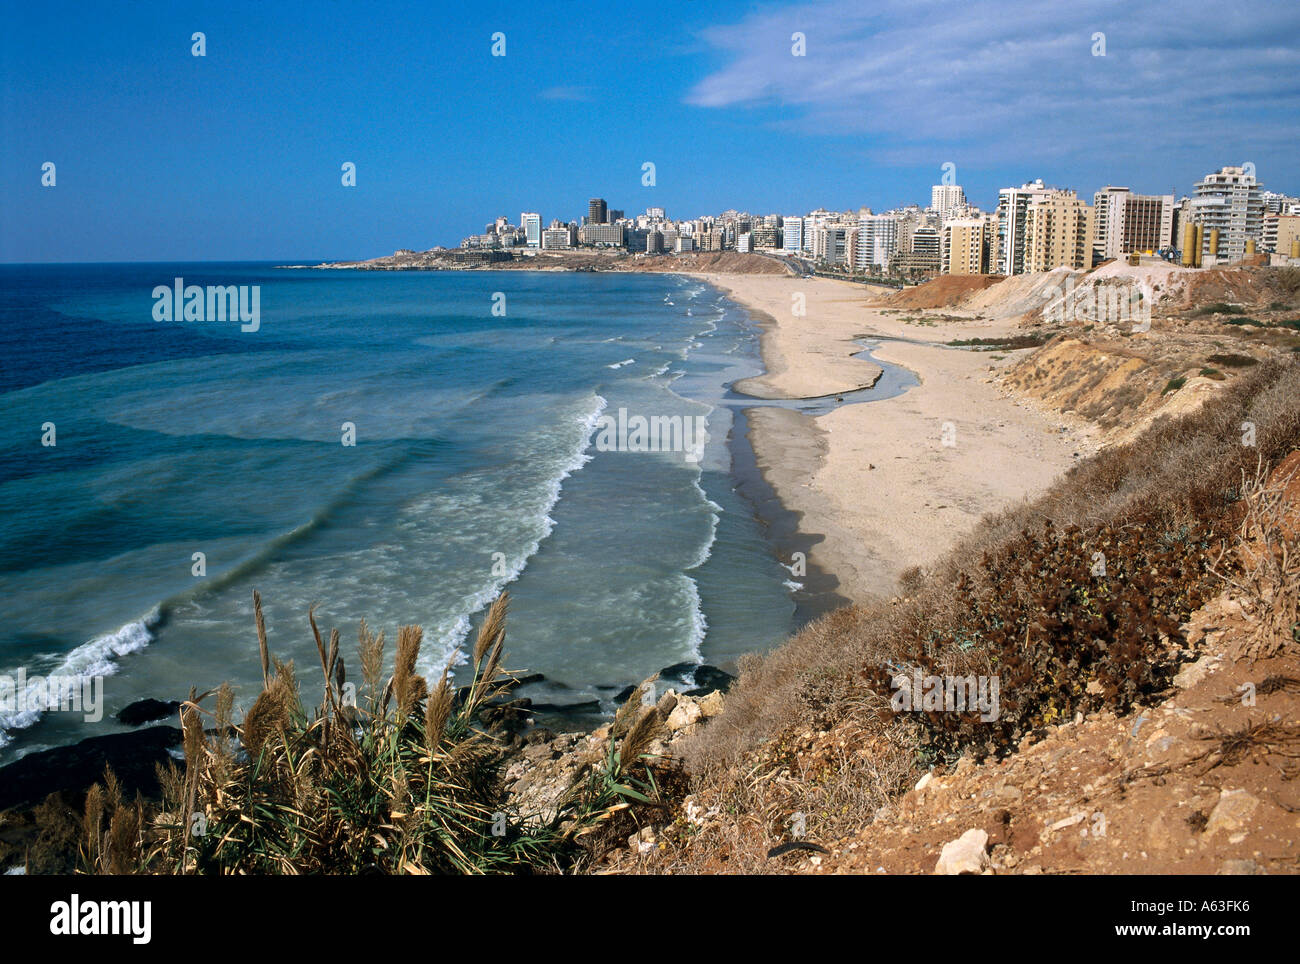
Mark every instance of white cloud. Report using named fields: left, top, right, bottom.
left=688, top=0, right=1300, bottom=166
left=538, top=86, right=595, bottom=102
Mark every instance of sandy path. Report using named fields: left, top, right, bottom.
left=696, top=273, right=1086, bottom=603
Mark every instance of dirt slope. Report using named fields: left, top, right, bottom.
left=877, top=274, right=1002, bottom=309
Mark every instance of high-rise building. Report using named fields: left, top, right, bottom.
left=931, top=184, right=967, bottom=219
left=1092, top=186, right=1129, bottom=262
left=855, top=214, right=900, bottom=271
left=1185, top=166, right=1265, bottom=265
left=943, top=218, right=989, bottom=275
left=1121, top=193, right=1175, bottom=256
left=1262, top=192, right=1300, bottom=215
left=521, top=212, right=542, bottom=248
left=580, top=222, right=625, bottom=247
left=1022, top=191, right=1094, bottom=272
left=588, top=198, right=608, bottom=225
left=541, top=225, right=575, bottom=250
left=782, top=216, right=805, bottom=253
left=1263, top=214, right=1300, bottom=256
left=813, top=224, right=851, bottom=265
left=892, top=227, right=942, bottom=277
left=995, top=179, right=1053, bottom=275
left=1093, top=187, right=1175, bottom=260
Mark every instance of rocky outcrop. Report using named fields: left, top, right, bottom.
left=501, top=689, right=726, bottom=827
left=0, top=726, right=181, bottom=812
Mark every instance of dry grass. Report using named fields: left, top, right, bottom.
left=665, top=358, right=1300, bottom=871
left=1212, top=459, right=1300, bottom=660
left=73, top=591, right=667, bottom=875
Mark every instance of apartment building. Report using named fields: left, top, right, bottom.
left=1023, top=191, right=1095, bottom=272
left=943, top=217, right=990, bottom=275
left=1093, top=187, right=1175, bottom=260
left=930, top=184, right=967, bottom=219
left=1185, top=166, right=1265, bottom=265
left=995, top=179, right=1053, bottom=275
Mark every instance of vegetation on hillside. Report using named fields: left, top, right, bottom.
left=657, top=359, right=1299, bottom=872
left=76, top=593, right=673, bottom=875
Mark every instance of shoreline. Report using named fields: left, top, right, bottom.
left=699, top=272, right=1087, bottom=605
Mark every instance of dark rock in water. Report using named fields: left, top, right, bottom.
left=657, top=662, right=736, bottom=696
left=613, top=685, right=638, bottom=704
left=529, top=700, right=602, bottom=716
left=117, top=698, right=181, bottom=727
left=659, top=661, right=699, bottom=683
left=687, top=665, right=735, bottom=695
left=0, top=726, right=182, bottom=812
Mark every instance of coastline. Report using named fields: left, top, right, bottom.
left=699, top=272, right=1088, bottom=604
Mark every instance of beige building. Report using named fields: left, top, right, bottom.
left=943, top=218, right=989, bottom=275
left=1023, top=192, right=1095, bottom=272
left=1263, top=213, right=1300, bottom=257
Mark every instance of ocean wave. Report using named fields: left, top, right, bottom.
left=680, top=574, right=707, bottom=664
left=0, top=606, right=162, bottom=744
left=426, top=394, right=609, bottom=673
left=686, top=476, right=722, bottom=572
left=606, top=358, right=635, bottom=370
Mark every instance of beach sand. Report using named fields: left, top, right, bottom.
left=700, top=273, right=1087, bottom=603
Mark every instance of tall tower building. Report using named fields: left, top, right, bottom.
left=588, top=198, right=608, bottom=225
left=521, top=212, right=542, bottom=248
left=931, top=184, right=967, bottom=219
left=1022, top=192, right=1094, bottom=272
left=995, top=179, right=1052, bottom=275
left=1186, top=167, right=1265, bottom=265
left=943, top=218, right=989, bottom=275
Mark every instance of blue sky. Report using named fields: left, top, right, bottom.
left=2, top=0, right=1297, bottom=262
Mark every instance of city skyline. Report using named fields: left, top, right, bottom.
left=3, top=0, right=1298, bottom=263
left=449, top=162, right=1297, bottom=280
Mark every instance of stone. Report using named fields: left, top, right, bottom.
left=698, top=690, right=725, bottom=718
left=666, top=699, right=703, bottom=732
left=1174, top=657, right=1214, bottom=690
left=993, top=784, right=1023, bottom=805
left=117, top=698, right=182, bottom=727
left=1205, top=789, right=1260, bottom=838
left=1045, top=812, right=1087, bottom=833
left=1218, top=859, right=1260, bottom=875
left=0, top=726, right=181, bottom=812
left=915, top=771, right=933, bottom=792
left=934, top=829, right=990, bottom=875
left=628, top=825, right=657, bottom=854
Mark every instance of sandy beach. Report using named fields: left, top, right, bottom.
left=701, top=273, right=1087, bottom=603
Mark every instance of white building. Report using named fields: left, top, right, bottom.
left=930, top=184, right=967, bottom=219
left=995, top=179, right=1052, bottom=275
left=782, top=216, right=805, bottom=253
left=812, top=224, right=851, bottom=265
left=521, top=212, right=542, bottom=248
left=1186, top=166, right=1265, bottom=264
left=855, top=214, right=900, bottom=272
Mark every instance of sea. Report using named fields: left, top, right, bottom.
left=0, top=263, right=809, bottom=761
